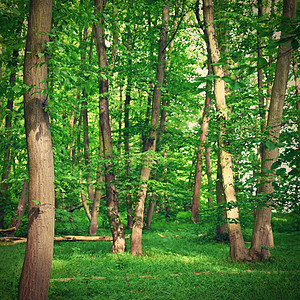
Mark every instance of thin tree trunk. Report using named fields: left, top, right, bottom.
left=250, top=0, right=296, bottom=260
left=203, top=0, right=249, bottom=260
left=191, top=64, right=212, bottom=223
left=18, top=0, right=55, bottom=298
left=125, top=80, right=133, bottom=228
left=89, top=130, right=104, bottom=235
left=94, top=0, right=125, bottom=253
left=205, top=147, right=214, bottom=205
left=131, top=5, right=169, bottom=255
left=6, top=180, right=28, bottom=237
left=80, top=28, right=94, bottom=202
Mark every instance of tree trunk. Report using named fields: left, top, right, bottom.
left=80, top=28, right=94, bottom=202
left=191, top=64, right=212, bottom=223
left=131, top=5, right=169, bottom=255
left=205, top=147, right=214, bottom=205
left=6, top=180, right=28, bottom=237
left=94, top=0, right=125, bottom=253
left=89, top=130, right=104, bottom=235
left=203, top=0, right=249, bottom=260
left=250, top=0, right=296, bottom=261
left=18, top=0, right=55, bottom=298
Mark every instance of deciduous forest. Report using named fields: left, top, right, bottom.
left=0, top=0, right=299, bottom=299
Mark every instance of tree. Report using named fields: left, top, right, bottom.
left=203, top=0, right=249, bottom=260
left=18, top=0, right=55, bottom=298
left=131, top=4, right=170, bottom=255
left=94, top=0, right=125, bottom=253
left=249, top=0, right=297, bottom=260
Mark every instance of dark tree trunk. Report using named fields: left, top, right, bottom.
left=18, top=0, right=55, bottom=298
left=191, top=64, right=212, bottom=223
left=94, top=0, right=125, bottom=252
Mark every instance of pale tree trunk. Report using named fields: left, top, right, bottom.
left=203, top=0, right=249, bottom=260
left=250, top=0, right=296, bottom=261
left=191, top=64, right=212, bottom=223
left=94, top=0, right=125, bottom=253
left=6, top=180, right=28, bottom=237
left=131, top=5, right=169, bottom=255
left=18, top=0, right=55, bottom=298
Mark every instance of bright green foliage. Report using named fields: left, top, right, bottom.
left=0, top=0, right=298, bottom=245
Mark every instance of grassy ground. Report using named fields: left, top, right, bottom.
left=0, top=220, right=299, bottom=299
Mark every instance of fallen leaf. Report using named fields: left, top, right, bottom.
left=158, top=234, right=165, bottom=238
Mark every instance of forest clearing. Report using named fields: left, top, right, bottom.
left=0, top=0, right=299, bottom=298
left=1, top=215, right=300, bottom=299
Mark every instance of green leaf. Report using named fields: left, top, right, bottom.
left=271, top=160, right=281, bottom=170
left=12, top=85, right=21, bottom=93
left=265, top=141, right=276, bottom=150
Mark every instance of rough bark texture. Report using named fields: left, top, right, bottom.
left=94, top=0, right=125, bottom=252
left=191, top=64, right=212, bottom=223
left=6, top=180, right=28, bottom=237
left=250, top=0, right=296, bottom=261
left=18, top=0, right=55, bottom=298
left=203, top=0, right=249, bottom=260
left=131, top=5, right=169, bottom=255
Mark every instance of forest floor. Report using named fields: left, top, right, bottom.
left=0, top=218, right=299, bottom=299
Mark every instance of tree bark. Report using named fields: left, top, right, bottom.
left=131, top=5, right=169, bottom=255
left=191, top=64, right=212, bottom=223
left=18, top=0, right=55, bottom=298
left=250, top=0, right=296, bottom=260
left=94, top=0, right=125, bottom=253
left=203, top=0, right=249, bottom=260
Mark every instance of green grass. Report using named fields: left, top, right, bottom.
left=0, top=221, right=299, bottom=299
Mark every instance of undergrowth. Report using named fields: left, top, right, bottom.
left=0, top=215, right=299, bottom=299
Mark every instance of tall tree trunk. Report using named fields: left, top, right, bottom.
left=249, top=0, right=296, bottom=261
left=80, top=28, right=94, bottom=202
left=94, top=0, right=125, bottom=253
left=205, top=147, right=214, bottom=205
left=6, top=180, right=28, bottom=237
left=89, top=130, right=104, bottom=235
left=18, top=0, right=55, bottom=298
left=203, top=0, right=249, bottom=260
left=125, top=72, right=133, bottom=228
left=191, top=64, right=212, bottom=223
left=0, top=49, right=19, bottom=229
left=131, top=5, right=169, bottom=255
